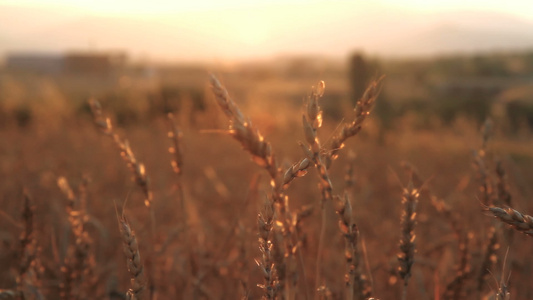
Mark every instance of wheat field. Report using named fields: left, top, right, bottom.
left=1, top=69, right=533, bottom=300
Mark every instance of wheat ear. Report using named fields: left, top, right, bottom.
left=210, top=74, right=297, bottom=298
left=328, top=76, right=383, bottom=165
left=16, top=191, right=41, bottom=300
left=88, top=99, right=153, bottom=208
left=334, top=194, right=371, bottom=300
left=118, top=213, right=147, bottom=300
left=398, top=180, right=419, bottom=300
left=58, top=177, right=95, bottom=300
left=487, top=206, right=533, bottom=236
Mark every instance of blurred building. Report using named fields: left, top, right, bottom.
left=64, top=52, right=126, bottom=74
left=4, top=51, right=127, bottom=75
left=5, top=53, right=64, bottom=74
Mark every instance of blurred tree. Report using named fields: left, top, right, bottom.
left=506, top=100, right=533, bottom=131
left=348, top=52, right=369, bottom=107
left=471, top=55, right=507, bottom=76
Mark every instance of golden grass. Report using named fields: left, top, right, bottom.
left=1, top=72, right=533, bottom=300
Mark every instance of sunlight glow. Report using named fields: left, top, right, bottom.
left=3, top=0, right=532, bottom=20
left=2, top=0, right=533, bottom=62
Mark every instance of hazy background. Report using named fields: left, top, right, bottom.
left=2, top=1, right=533, bottom=299
left=2, top=0, right=533, bottom=63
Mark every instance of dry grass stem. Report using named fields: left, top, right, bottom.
left=166, top=113, right=188, bottom=228
left=344, top=157, right=356, bottom=192
left=477, top=226, right=499, bottom=292
left=431, top=197, right=461, bottom=239
left=472, top=150, right=493, bottom=207
left=17, top=192, right=36, bottom=283
left=495, top=160, right=512, bottom=207
left=494, top=249, right=511, bottom=300
left=496, top=285, right=511, bottom=300
left=481, top=119, right=493, bottom=154
left=443, top=233, right=472, bottom=300
left=494, top=161, right=516, bottom=244
left=473, top=119, right=495, bottom=206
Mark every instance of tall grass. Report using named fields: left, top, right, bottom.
left=0, top=73, right=532, bottom=300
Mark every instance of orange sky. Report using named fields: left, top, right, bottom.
left=3, top=0, right=533, bottom=18
left=2, top=0, right=533, bottom=62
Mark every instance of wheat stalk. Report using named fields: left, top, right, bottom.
left=58, top=177, right=96, bottom=300
left=210, top=74, right=298, bottom=298
left=443, top=232, right=472, bottom=300
left=398, top=180, right=419, bottom=300
left=209, top=75, right=277, bottom=179
left=495, top=160, right=512, bottom=207
left=327, top=76, right=383, bottom=165
left=88, top=99, right=153, bottom=208
left=334, top=194, right=371, bottom=300
left=298, top=81, right=337, bottom=299
left=167, top=113, right=184, bottom=176
left=166, top=112, right=188, bottom=232
left=118, top=214, right=147, bottom=300
left=299, top=81, right=341, bottom=299
left=297, top=78, right=381, bottom=300
left=476, top=226, right=499, bottom=292
left=256, top=196, right=277, bottom=299
left=16, top=191, right=42, bottom=300
left=89, top=99, right=156, bottom=297
left=472, top=150, right=494, bottom=207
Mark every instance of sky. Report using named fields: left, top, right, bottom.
left=2, top=0, right=533, bottom=62
left=2, top=0, right=533, bottom=18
